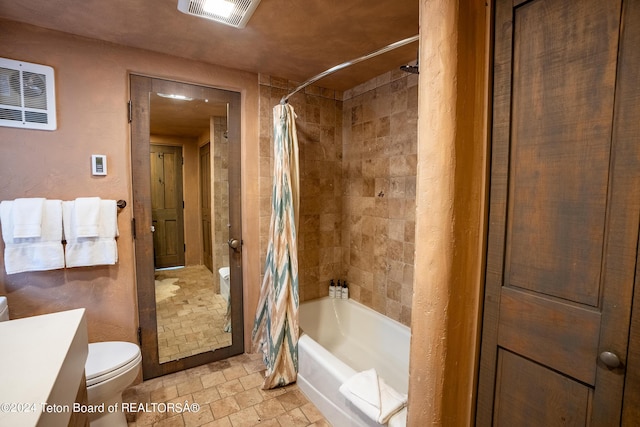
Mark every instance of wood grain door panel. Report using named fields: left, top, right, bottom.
left=497, top=287, right=601, bottom=386
left=494, top=350, right=590, bottom=426
left=507, top=0, right=618, bottom=306
left=150, top=144, right=185, bottom=268
left=477, top=0, right=640, bottom=424
left=620, top=1, right=640, bottom=422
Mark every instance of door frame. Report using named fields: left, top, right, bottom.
left=130, top=74, right=244, bottom=379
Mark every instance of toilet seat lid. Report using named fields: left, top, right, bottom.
left=85, top=341, right=141, bottom=382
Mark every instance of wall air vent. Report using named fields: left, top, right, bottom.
left=177, top=0, right=261, bottom=29
left=0, top=58, right=56, bottom=131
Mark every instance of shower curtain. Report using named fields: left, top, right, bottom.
left=252, top=102, right=300, bottom=389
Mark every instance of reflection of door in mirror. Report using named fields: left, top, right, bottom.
left=131, top=75, right=243, bottom=380
left=150, top=144, right=185, bottom=269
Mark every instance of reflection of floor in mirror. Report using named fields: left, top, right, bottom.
left=155, top=265, right=232, bottom=363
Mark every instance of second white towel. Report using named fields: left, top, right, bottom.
left=73, top=197, right=101, bottom=237
left=63, top=199, right=119, bottom=267
left=339, top=368, right=407, bottom=425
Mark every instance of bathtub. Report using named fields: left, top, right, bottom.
left=298, top=297, right=410, bottom=426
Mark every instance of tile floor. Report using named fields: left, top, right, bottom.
left=123, top=352, right=330, bottom=427
left=155, top=266, right=232, bottom=363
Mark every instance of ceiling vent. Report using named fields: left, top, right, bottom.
left=177, top=0, right=261, bottom=28
left=0, top=57, right=56, bottom=131
left=0, top=58, right=56, bottom=130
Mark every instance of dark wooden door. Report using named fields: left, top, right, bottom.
left=150, top=144, right=185, bottom=268
left=200, top=142, right=213, bottom=272
left=477, top=0, right=640, bottom=425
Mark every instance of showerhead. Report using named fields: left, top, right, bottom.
left=400, top=64, right=419, bottom=74
left=401, top=48, right=420, bottom=74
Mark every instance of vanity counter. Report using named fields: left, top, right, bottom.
left=0, top=308, right=88, bottom=427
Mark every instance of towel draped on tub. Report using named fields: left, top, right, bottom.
left=339, top=368, right=408, bottom=425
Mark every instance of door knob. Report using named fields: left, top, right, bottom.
left=599, top=351, right=621, bottom=369
left=228, top=238, right=241, bottom=251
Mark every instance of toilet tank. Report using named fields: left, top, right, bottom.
left=0, top=296, right=9, bottom=322
left=218, top=267, right=230, bottom=302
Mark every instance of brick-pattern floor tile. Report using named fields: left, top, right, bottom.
left=155, top=266, right=232, bottom=363
left=125, top=353, right=330, bottom=426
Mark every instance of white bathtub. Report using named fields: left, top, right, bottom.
left=298, top=297, right=410, bottom=426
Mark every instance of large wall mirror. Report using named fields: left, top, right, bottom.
left=130, top=75, right=244, bottom=379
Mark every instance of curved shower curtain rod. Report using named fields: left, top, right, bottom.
left=280, top=34, right=420, bottom=104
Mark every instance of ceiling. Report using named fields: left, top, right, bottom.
left=0, top=0, right=419, bottom=92
left=150, top=93, right=228, bottom=137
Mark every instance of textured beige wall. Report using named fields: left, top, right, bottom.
left=0, top=19, right=260, bottom=349
left=408, top=0, right=490, bottom=425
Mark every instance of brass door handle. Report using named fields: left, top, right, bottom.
left=228, top=238, right=241, bottom=251
left=599, top=351, right=621, bottom=369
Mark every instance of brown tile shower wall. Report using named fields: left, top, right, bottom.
left=258, top=75, right=344, bottom=303
left=342, top=70, right=418, bottom=326
left=257, top=70, right=417, bottom=326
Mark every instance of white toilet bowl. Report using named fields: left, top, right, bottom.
left=218, top=266, right=230, bottom=302
left=85, top=341, right=142, bottom=427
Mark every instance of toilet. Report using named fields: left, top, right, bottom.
left=0, top=296, right=141, bottom=427
left=85, top=341, right=142, bottom=427
left=218, top=266, right=230, bottom=302
left=0, top=296, right=8, bottom=321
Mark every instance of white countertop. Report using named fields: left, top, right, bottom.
left=0, top=308, right=88, bottom=427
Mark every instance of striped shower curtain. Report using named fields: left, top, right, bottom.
left=252, top=102, right=300, bottom=389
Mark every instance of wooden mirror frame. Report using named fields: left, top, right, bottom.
left=130, top=74, right=244, bottom=379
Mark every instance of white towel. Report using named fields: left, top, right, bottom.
left=63, top=199, right=119, bottom=267
left=12, top=198, right=46, bottom=238
left=73, top=197, right=101, bottom=237
left=339, top=368, right=407, bottom=425
left=0, top=200, right=64, bottom=274
left=388, top=407, right=407, bottom=427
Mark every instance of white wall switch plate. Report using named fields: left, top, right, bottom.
left=91, top=154, right=107, bottom=176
